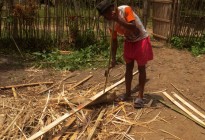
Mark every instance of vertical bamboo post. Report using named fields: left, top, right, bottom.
left=143, top=0, right=148, bottom=29
left=169, top=0, right=177, bottom=41
left=48, top=0, right=51, bottom=38
left=0, top=0, right=3, bottom=38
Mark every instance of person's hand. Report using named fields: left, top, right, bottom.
left=111, top=9, right=119, bottom=22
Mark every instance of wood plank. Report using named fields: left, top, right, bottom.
left=0, top=82, right=54, bottom=90
left=151, top=0, right=173, bottom=4
left=152, top=17, right=171, bottom=23
left=162, top=92, right=205, bottom=127
left=87, top=109, right=106, bottom=140
left=27, top=70, right=139, bottom=140
left=152, top=33, right=168, bottom=40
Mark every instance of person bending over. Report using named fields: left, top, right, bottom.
left=96, top=0, right=153, bottom=108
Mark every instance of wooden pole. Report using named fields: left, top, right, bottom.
left=27, top=70, right=139, bottom=140
left=143, top=0, right=148, bottom=29
left=0, top=82, right=53, bottom=90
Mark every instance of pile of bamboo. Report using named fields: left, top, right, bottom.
left=1, top=69, right=205, bottom=139
left=0, top=71, right=162, bottom=140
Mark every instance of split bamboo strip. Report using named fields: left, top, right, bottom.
left=171, top=83, right=205, bottom=113
left=77, top=109, right=102, bottom=139
left=28, top=70, right=139, bottom=140
left=87, top=109, right=106, bottom=140
left=113, top=115, right=135, bottom=125
left=158, top=99, right=205, bottom=129
left=0, top=106, right=24, bottom=139
left=151, top=0, right=173, bottom=4
left=60, top=90, right=84, bottom=123
left=37, top=73, right=76, bottom=94
left=70, top=131, right=79, bottom=140
left=162, top=92, right=205, bottom=127
left=0, top=82, right=54, bottom=89
left=11, top=87, right=18, bottom=98
left=120, top=110, right=143, bottom=140
left=159, top=129, right=181, bottom=140
left=11, top=36, right=24, bottom=58
left=69, top=75, right=93, bottom=90
left=15, top=122, right=28, bottom=139
left=52, top=117, right=76, bottom=140
left=173, top=92, right=205, bottom=119
left=38, top=92, right=50, bottom=126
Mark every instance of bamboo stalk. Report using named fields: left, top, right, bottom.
left=27, top=70, right=139, bottom=140
left=173, top=92, right=205, bottom=119
left=162, top=91, right=205, bottom=127
left=38, top=92, right=50, bottom=126
left=159, top=99, right=205, bottom=129
left=0, top=82, right=54, bottom=89
left=68, top=75, right=92, bottom=90
left=11, top=36, right=24, bottom=58
left=171, top=83, right=205, bottom=113
left=159, top=129, right=181, bottom=140
left=120, top=110, right=143, bottom=140
left=11, top=87, right=18, bottom=98
left=70, top=131, right=79, bottom=140
left=87, top=109, right=106, bottom=140
left=0, top=106, right=24, bottom=138
left=37, top=73, right=76, bottom=94
left=52, top=117, right=76, bottom=140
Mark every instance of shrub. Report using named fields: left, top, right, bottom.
left=171, top=35, right=205, bottom=56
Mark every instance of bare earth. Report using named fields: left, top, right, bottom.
left=0, top=42, right=205, bottom=139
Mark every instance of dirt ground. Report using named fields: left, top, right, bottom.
left=0, top=41, right=205, bottom=140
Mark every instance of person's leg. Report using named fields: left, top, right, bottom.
left=125, top=60, right=134, bottom=97
left=138, top=65, right=146, bottom=99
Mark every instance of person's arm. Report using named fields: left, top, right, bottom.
left=112, top=7, right=140, bottom=35
left=117, top=19, right=139, bottom=34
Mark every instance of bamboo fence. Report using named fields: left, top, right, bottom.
left=152, top=0, right=173, bottom=41
left=171, top=0, right=205, bottom=41
left=151, top=0, right=204, bottom=42
left=0, top=0, right=143, bottom=48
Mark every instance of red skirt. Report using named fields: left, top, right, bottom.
left=123, top=37, right=153, bottom=66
